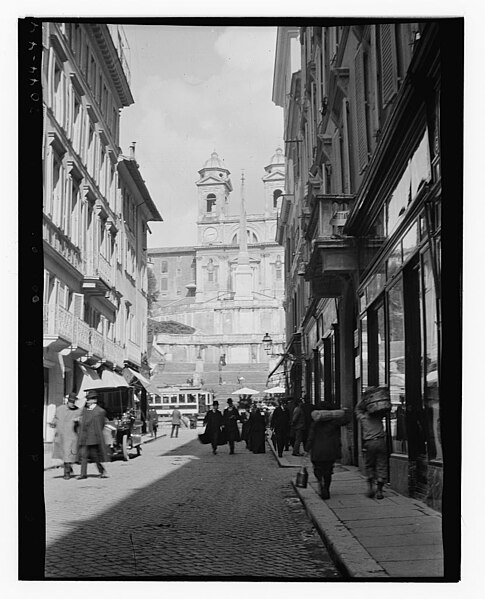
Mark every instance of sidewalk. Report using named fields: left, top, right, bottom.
left=268, top=437, right=444, bottom=579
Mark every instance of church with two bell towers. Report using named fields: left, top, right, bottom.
left=148, top=149, right=287, bottom=399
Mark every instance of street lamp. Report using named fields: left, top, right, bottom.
left=262, top=332, right=273, bottom=354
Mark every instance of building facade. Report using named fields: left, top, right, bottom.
left=148, top=150, right=286, bottom=402
left=273, top=23, right=444, bottom=509
left=42, top=23, right=162, bottom=440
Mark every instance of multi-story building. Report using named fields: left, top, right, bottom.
left=273, top=22, right=446, bottom=509
left=42, top=23, right=162, bottom=441
left=148, top=150, right=286, bottom=405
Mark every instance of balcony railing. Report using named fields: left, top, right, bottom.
left=90, top=328, right=104, bottom=358
left=43, top=215, right=83, bottom=273
left=306, top=194, right=355, bottom=240
left=96, top=254, right=114, bottom=287
left=74, top=318, right=91, bottom=351
left=126, top=340, right=141, bottom=366
left=105, top=337, right=125, bottom=367
left=43, top=304, right=74, bottom=344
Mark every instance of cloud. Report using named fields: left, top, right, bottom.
left=120, top=26, right=283, bottom=248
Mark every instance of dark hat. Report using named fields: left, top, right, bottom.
left=213, top=400, right=219, bottom=406
left=227, top=398, right=233, bottom=404
left=86, top=390, right=99, bottom=400
left=67, top=392, right=78, bottom=402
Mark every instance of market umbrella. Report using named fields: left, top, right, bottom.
left=232, top=387, right=259, bottom=395
left=264, top=386, right=286, bottom=394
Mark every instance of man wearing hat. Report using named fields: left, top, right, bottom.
left=50, top=393, right=81, bottom=480
left=222, top=398, right=241, bottom=455
left=77, top=390, right=109, bottom=479
left=202, top=400, right=223, bottom=454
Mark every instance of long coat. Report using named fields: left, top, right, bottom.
left=77, top=405, right=109, bottom=462
left=305, top=412, right=349, bottom=462
left=203, top=409, right=223, bottom=439
left=223, top=406, right=241, bottom=442
left=248, top=409, right=266, bottom=454
left=271, top=406, right=290, bottom=437
left=52, top=404, right=80, bottom=463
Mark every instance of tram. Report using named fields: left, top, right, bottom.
left=148, top=386, right=214, bottom=422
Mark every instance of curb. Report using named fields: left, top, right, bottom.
left=266, top=435, right=303, bottom=468
left=292, top=481, right=389, bottom=579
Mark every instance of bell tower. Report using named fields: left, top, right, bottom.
left=196, top=151, right=233, bottom=245
left=262, top=147, right=285, bottom=217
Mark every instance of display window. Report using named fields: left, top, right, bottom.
left=422, top=248, right=442, bottom=461
left=388, top=278, right=407, bottom=454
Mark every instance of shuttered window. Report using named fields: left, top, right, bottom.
left=71, top=293, right=84, bottom=319
left=355, top=46, right=369, bottom=172
left=379, top=24, right=398, bottom=108
left=332, top=128, right=343, bottom=194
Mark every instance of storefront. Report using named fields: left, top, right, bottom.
left=355, top=127, right=442, bottom=509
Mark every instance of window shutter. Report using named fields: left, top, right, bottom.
left=379, top=24, right=398, bottom=108
left=71, top=293, right=84, bottom=319
left=355, top=46, right=369, bottom=172
left=333, top=128, right=342, bottom=194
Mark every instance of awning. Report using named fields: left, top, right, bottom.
left=77, top=364, right=102, bottom=394
left=100, top=369, right=130, bottom=388
left=125, top=367, right=159, bottom=394
left=267, top=354, right=286, bottom=381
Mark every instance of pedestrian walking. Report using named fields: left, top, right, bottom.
left=270, top=399, right=291, bottom=457
left=247, top=403, right=266, bottom=454
left=300, top=396, right=316, bottom=447
left=286, top=396, right=297, bottom=449
left=355, top=394, right=389, bottom=499
left=77, top=391, right=109, bottom=479
left=50, top=393, right=80, bottom=480
left=291, top=398, right=306, bottom=456
left=304, top=402, right=350, bottom=499
left=148, top=408, right=159, bottom=438
left=202, top=400, right=224, bottom=454
left=222, top=398, right=241, bottom=454
left=170, top=406, right=183, bottom=438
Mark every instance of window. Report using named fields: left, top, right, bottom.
left=354, top=45, right=371, bottom=172
left=273, top=189, right=283, bottom=209
left=206, top=194, right=216, bottom=213
left=161, top=260, right=168, bottom=273
left=366, top=300, right=386, bottom=388
left=160, top=278, right=168, bottom=292
left=388, top=278, right=406, bottom=454
left=422, top=249, right=441, bottom=461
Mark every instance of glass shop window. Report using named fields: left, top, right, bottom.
left=360, top=314, right=368, bottom=390
left=422, top=249, right=442, bottom=461
left=388, top=278, right=407, bottom=454
left=366, top=300, right=386, bottom=388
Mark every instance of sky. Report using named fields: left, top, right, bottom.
left=119, top=25, right=284, bottom=249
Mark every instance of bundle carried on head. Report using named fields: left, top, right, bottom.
left=362, top=386, right=391, bottom=414
left=311, top=401, right=346, bottom=422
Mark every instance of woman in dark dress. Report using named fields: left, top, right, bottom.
left=248, top=404, right=266, bottom=454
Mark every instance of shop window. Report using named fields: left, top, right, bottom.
left=360, top=314, right=368, bottom=390
left=388, top=278, right=407, bottom=454
left=422, top=249, right=441, bottom=461
left=367, top=301, right=386, bottom=388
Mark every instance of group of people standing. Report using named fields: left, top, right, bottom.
left=50, top=390, right=109, bottom=480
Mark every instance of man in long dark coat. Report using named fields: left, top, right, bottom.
left=270, top=399, right=291, bottom=458
left=203, top=400, right=224, bottom=455
left=51, top=392, right=80, bottom=479
left=222, top=398, right=241, bottom=455
left=248, top=404, right=266, bottom=454
left=77, top=391, right=109, bottom=479
left=305, top=401, right=349, bottom=499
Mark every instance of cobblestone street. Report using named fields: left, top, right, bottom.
left=44, top=426, right=341, bottom=580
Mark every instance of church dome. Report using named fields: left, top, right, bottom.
left=269, top=147, right=285, bottom=165
left=202, top=151, right=228, bottom=171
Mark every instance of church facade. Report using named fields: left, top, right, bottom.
left=148, top=149, right=287, bottom=400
